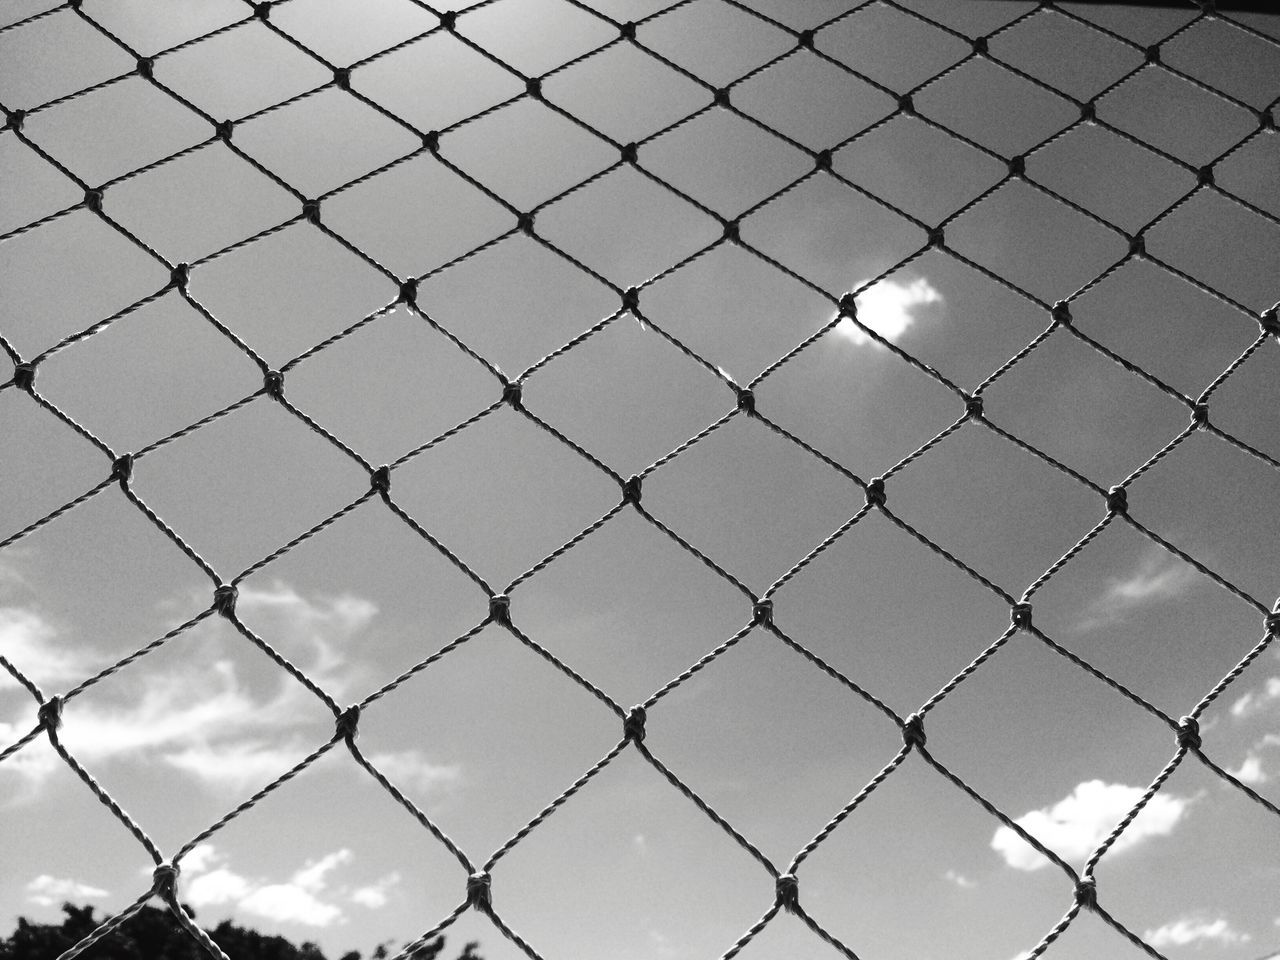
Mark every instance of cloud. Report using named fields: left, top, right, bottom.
left=235, top=583, right=377, bottom=691
left=1227, top=663, right=1280, bottom=785
left=1144, top=917, right=1250, bottom=948
left=181, top=844, right=356, bottom=927
left=367, top=749, right=461, bottom=795
left=834, top=277, right=942, bottom=346
left=1231, top=677, right=1280, bottom=721
left=186, top=866, right=252, bottom=907
left=1228, top=734, right=1280, bottom=786
left=350, top=872, right=400, bottom=909
left=1106, top=556, right=1197, bottom=604
left=162, top=740, right=321, bottom=786
left=943, top=869, right=975, bottom=889
left=1230, top=754, right=1267, bottom=785
left=0, top=607, right=98, bottom=691
left=1075, top=551, right=1200, bottom=632
left=1, top=583, right=394, bottom=793
left=992, top=780, right=1191, bottom=871
left=26, top=875, right=109, bottom=906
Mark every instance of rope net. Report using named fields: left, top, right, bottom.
left=1, top=0, right=1278, bottom=958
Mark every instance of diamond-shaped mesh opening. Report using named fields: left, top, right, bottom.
left=638, top=0, right=794, bottom=87
left=1027, top=123, right=1193, bottom=233
left=641, top=107, right=811, bottom=218
left=0, top=10, right=132, bottom=106
left=438, top=98, right=616, bottom=211
left=21, top=76, right=210, bottom=185
left=1, top=210, right=170, bottom=355
left=33, top=294, right=262, bottom=451
left=536, top=164, right=722, bottom=287
left=832, top=113, right=1005, bottom=225
left=916, top=57, right=1080, bottom=158
left=456, top=0, right=616, bottom=76
left=818, top=3, right=969, bottom=93
left=731, top=49, right=895, bottom=151
left=947, top=180, right=1129, bottom=302
left=1098, top=65, right=1260, bottom=166
left=2, top=3, right=1279, bottom=960
left=524, top=315, right=731, bottom=475
left=416, top=232, right=618, bottom=376
left=103, top=143, right=300, bottom=262
left=988, top=7, right=1142, bottom=102
left=321, top=152, right=514, bottom=278
left=231, top=87, right=421, bottom=198
left=156, top=21, right=332, bottom=119
left=188, top=220, right=396, bottom=364
left=266, top=0, right=438, bottom=64
left=1214, top=130, right=1280, bottom=216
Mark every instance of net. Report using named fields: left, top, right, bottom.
left=1, top=1, right=1278, bottom=959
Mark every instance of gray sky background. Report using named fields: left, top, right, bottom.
left=1, top=1, right=1278, bottom=959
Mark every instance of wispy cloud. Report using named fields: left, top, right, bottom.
left=991, top=780, right=1191, bottom=871
left=1076, top=550, right=1200, bottom=631
left=183, top=845, right=367, bottom=927
left=1227, top=658, right=1280, bottom=785
left=1107, top=557, right=1197, bottom=603
left=234, top=582, right=377, bottom=691
left=1, top=654, right=316, bottom=789
left=0, top=583, right=459, bottom=796
left=366, top=749, right=461, bottom=795
left=1228, top=734, right=1280, bottom=786
left=834, top=277, right=942, bottom=347
left=0, top=606, right=99, bottom=691
left=1231, top=677, right=1280, bottom=721
left=1144, top=917, right=1250, bottom=948
left=26, top=874, right=109, bottom=906
left=350, top=872, right=400, bottom=910
left=942, top=869, right=975, bottom=889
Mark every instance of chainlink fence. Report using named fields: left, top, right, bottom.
left=1, top=0, right=1278, bottom=958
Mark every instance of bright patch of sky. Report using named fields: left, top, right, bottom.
left=2, top=1, right=1279, bottom=960
left=1143, top=916, right=1251, bottom=949
left=834, top=277, right=943, bottom=347
left=990, top=780, right=1193, bottom=872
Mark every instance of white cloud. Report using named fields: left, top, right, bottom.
left=241, top=882, right=344, bottom=927
left=1076, top=551, right=1200, bottom=631
left=186, top=867, right=252, bottom=907
left=1, top=583, right=384, bottom=793
left=1231, top=677, right=1280, bottom=721
left=26, top=874, right=109, bottom=906
left=1228, top=734, right=1280, bottom=786
left=992, top=780, right=1190, bottom=871
left=834, top=277, right=942, bottom=346
left=943, top=869, right=975, bottom=889
left=1106, top=555, right=1197, bottom=603
left=1230, top=754, right=1267, bottom=785
left=1144, top=917, right=1250, bottom=948
left=292, top=850, right=352, bottom=892
left=367, top=749, right=461, bottom=795
left=181, top=843, right=220, bottom=875
left=0, top=607, right=98, bottom=690
left=235, top=583, right=376, bottom=692
left=163, top=740, right=319, bottom=786
left=350, top=872, right=400, bottom=909
left=180, top=844, right=355, bottom=927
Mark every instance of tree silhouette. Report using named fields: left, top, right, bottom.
left=0, top=904, right=480, bottom=960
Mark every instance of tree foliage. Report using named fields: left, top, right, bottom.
left=0, top=904, right=479, bottom=960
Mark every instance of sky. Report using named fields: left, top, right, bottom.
left=1, top=1, right=1279, bottom=959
